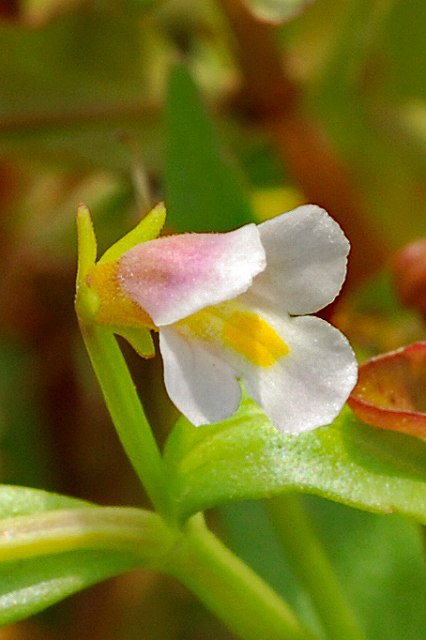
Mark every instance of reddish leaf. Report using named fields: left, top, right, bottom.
left=349, top=342, right=426, bottom=437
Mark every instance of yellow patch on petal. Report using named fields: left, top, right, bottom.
left=86, top=261, right=154, bottom=329
left=223, top=311, right=289, bottom=367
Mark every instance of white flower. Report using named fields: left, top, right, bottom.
left=114, top=205, right=358, bottom=434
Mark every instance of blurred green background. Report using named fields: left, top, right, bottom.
left=0, top=0, right=425, bottom=638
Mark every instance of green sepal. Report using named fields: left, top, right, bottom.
left=98, top=202, right=166, bottom=264
left=76, top=204, right=98, bottom=288
left=115, top=326, right=156, bottom=358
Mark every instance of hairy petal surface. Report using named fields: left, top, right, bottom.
left=232, top=310, right=358, bottom=433
left=118, top=224, right=266, bottom=326
left=159, top=327, right=241, bottom=426
left=253, top=206, right=350, bottom=315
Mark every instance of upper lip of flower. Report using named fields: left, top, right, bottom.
left=117, top=222, right=267, bottom=327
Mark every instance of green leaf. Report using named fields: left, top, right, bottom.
left=0, top=549, right=139, bottom=627
left=0, top=485, right=89, bottom=518
left=242, top=0, right=313, bottom=23
left=163, top=399, right=426, bottom=524
left=164, top=64, right=255, bottom=231
left=0, top=486, right=174, bottom=625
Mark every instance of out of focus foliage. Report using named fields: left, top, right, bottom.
left=0, top=0, right=425, bottom=638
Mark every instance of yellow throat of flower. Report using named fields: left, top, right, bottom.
left=181, top=306, right=289, bottom=368
left=223, top=311, right=289, bottom=367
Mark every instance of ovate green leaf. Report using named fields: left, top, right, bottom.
left=164, top=399, right=426, bottom=524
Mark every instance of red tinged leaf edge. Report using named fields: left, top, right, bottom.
left=348, top=342, right=426, bottom=437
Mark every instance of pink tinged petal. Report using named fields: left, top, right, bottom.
left=159, top=327, right=241, bottom=426
left=235, top=314, right=358, bottom=434
left=253, top=205, right=350, bottom=315
left=118, top=224, right=266, bottom=326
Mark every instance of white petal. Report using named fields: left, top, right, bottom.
left=118, top=224, right=265, bottom=326
left=159, top=327, right=241, bottom=426
left=239, top=313, right=358, bottom=434
left=253, top=205, right=350, bottom=315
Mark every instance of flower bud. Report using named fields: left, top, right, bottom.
left=392, top=239, right=426, bottom=315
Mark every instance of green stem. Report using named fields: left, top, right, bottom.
left=80, top=324, right=168, bottom=516
left=267, top=494, right=366, bottom=640
left=165, top=515, right=319, bottom=640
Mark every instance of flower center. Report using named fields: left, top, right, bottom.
left=179, top=305, right=289, bottom=368
left=223, top=311, right=289, bottom=366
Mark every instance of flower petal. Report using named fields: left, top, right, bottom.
left=159, top=327, right=241, bottom=426
left=118, top=224, right=266, bottom=326
left=228, top=311, right=358, bottom=433
left=252, top=205, right=350, bottom=315
left=170, top=298, right=357, bottom=433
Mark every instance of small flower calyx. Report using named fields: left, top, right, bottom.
left=75, top=202, right=166, bottom=358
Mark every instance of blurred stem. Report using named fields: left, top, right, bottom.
left=217, top=0, right=387, bottom=287
left=79, top=324, right=168, bottom=516
left=167, top=515, right=319, bottom=640
left=267, top=494, right=366, bottom=640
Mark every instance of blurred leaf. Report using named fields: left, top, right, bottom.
left=242, top=0, right=313, bottom=23
left=0, top=549, right=140, bottom=627
left=334, top=272, right=426, bottom=358
left=0, top=343, right=52, bottom=488
left=298, top=0, right=426, bottom=248
left=164, top=63, right=255, bottom=231
left=219, top=500, right=321, bottom=634
left=20, top=0, right=85, bottom=26
left=380, top=1, right=426, bottom=100
left=164, top=398, right=426, bottom=524
left=0, top=10, right=168, bottom=170
left=220, top=497, right=426, bottom=640
left=303, top=497, right=426, bottom=640
left=0, top=486, right=172, bottom=626
left=124, top=0, right=163, bottom=10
